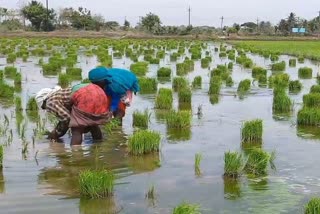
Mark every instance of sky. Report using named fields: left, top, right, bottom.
left=1, top=0, right=319, bottom=27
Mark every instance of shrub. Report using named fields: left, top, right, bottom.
left=271, top=61, right=286, bottom=71
left=155, top=88, right=173, bottom=110
left=79, top=170, right=114, bottom=198
left=298, top=67, right=312, bottom=79
left=241, top=119, right=263, bottom=143
left=128, top=130, right=161, bottom=155
left=139, top=77, right=157, bottom=94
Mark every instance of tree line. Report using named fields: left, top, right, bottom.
left=0, top=1, right=319, bottom=36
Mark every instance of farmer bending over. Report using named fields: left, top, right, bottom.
left=35, top=84, right=111, bottom=145
left=88, top=67, right=140, bottom=124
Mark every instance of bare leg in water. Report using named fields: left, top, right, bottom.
left=71, top=127, right=84, bottom=145
left=89, top=125, right=102, bottom=140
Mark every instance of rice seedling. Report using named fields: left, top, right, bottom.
left=38, top=58, right=44, bottom=65
left=289, top=80, right=302, bottom=93
left=201, top=57, right=211, bottom=68
left=184, top=59, right=195, bottom=73
left=155, top=88, right=173, bottom=110
left=224, top=151, right=245, bottom=178
left=252, top=67, right=267, bottom=79
left=273, top=88, right=293, bottom=113
left=26, top=97, right=38, bottom=111
left=214, top=47, right=219, bottom=52
left=178, top=87, right=192, bottom=103
left=157, top=67, right=171, bottom=78
left=14, top=72, right=22, bottom=88
left=130, top=62, right=148, bottom=76
left=79, top=170, right=115, bottom=198
left=4, top=66, right=17, bottom=79
left=310, top=85, right=320, bottom=94
left=228, top=62, right=234, bottom=70
left=194, top=153, right=202, bottom=176
left=170, top=52, right=180, bottom=61
left=298, top=67, right=313, bottom=79
left=166, top=110, right=191, bottom=129
left=224, top=177, right=241, bottom=200
left=0, top=70, right=3, bottom=81
left=156, top=50, right=165, bottom=58
left=145, top=185, right=156, bottom=200
left=209, top=76, right=222, bottom=95
left=58, top=73, right=70, bottom=88
left=192, top=76, right=202, bottom=88
left=66, top=67, right=82, bottom=79
left=228, top=53, right=236, bottom=60
left=226, top=76, right=234, bottom=87
left=0, top=145, right=3, bottom=169
left=128, top=130, right=161, bottom=155
left=0, top=81, right=14, bottom=100
left=42, top=63, right=61, bottom=75
left=237, top=79, right=251, bottom=93
left=138, top=77, right=157, bottom=94
left=271, top=61, right=286, bottom=71
left=7, top=53, right=17, bottom=63
left=173, top=77, right=189, bottom=92
left=271, top=73, right=290, bottom=88
left=172, top=202, right=201, bottom=214
left=219, top=52, right=227, bottom=58
left=298, top=56, right=304, bottom=63
left=270, top=54, right=279, bottom=62
left=303, top=93, right=320, bottom=108
left=243, top=58, right=253, bottom=69
left=132, top=109, right=150, bottom=128
left=297, top=107, right=320, bottom=126
left=15, top=96, right=22, bottom=111
left=22, top=55, right=28, bottom=62
left=81, top=78, right=91, bottom=84
left=244, top=148, right=275, bottom=176
left=305, top=197, right=320, bottom=214
left=258, top=74, right=267, bottom=87
left=289, top=59, right=296, bottom=67
left=241, top=119, right=263, bottom=143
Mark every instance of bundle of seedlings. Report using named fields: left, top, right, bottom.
left=172, top=202, right=201, bottom=214
left=289, top=59, right=296, bottom=67
left=155, top=88, right=173, bottom=110
left=252, top=67, right=267, bottom=79
left=66, top=67, right=82, bottom=79
left=244, top=148, right=275, bottom=176
left=298, top=67, right=313, bottom=79
left=209, top=76, right=222, bottom=95
left=241, top=119, right=263, bottom=143
left=138, top=77, right=157, bottom=94
left=173, top=77, right=189, bottom=92
left=157, top=67, right=171, bottom=78
left=237, top=79, right=251, bottom=93
left=130, top=62, right=148, bottom=76
left=58, top=73, right=70, bottom=88
left=132, top=109, right=150, bottom=128
left=271, top=61, right=286, bottom=71
left=192, top=76, right=202, bottom=89
left=272, top=87, right=293, bottom=113
left=166, top=110, right=192, bottom=129
left=128, top=130, right=161, bottom=155
left=305, top=198, right=320, bottom=214
left=288, top=80, right=302, bottom=93
left=224, top=151, right=245, bottom=179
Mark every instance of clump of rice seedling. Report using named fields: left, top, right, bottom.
left=273, top=88, right=293, bottom=113
left=42, top=63, right=61, bottom=75
left=258, top=74, right=267, bottom=87
left=214, top=47, right=219, bottom=52
left=228, top=62, right=234, bottom=70
left=176, top=63, right=187, bottom=76
left=178, top=87, right=192, bottom=103
left=184, top=59, right=195, bottom=73
left=226, top=76, right=234, bottom=87
left=170, top=52, right=180, bottom=61
left=138, top=77, right=157, bottom=94
left=66, top=67, right=82, bottom=79
left=38, top=58, right=44, bottom=65
left=0, top=81, right=14, bottom=100
left=15, top=96, right=22, bottom=111
left=133, top=109, right=150, bottom=128
left=201, top=57, right=211, bottom=68
left=81, top=78, right=91, bottom=84
left=289, top=59, right=296, bottom=67
left=173, top=77, right=188, bottom=92
left=237, top=79, right=251, bottom=93
left=228, top=53, right=235, bottom=60
left=244, top=148, right=275, bottom=176
left=128, top=130, right=161, bottom=155
left=298, top=56, right=304, bottom=63
left=303, top=93, right=320, bottom=108
left=130, top=62, right=148, bottom=76
left=14, top=72, right=22, bottom=87
left=310, top=85, right=320, bottom=94
left=298, top=67, right=313, bottom=79
left=241, top=119, right=263, bottom=143
left=305, top=198, right=320, bottom=214
left=0, top=145, right=3, bottom=168
left=7, top=53, right=17, bottom=63
left=155, top=88, right=173, bottom=110
left=172, top=202, right=201, bottom=214
left=252, top=67, right=267, bottom=79
left=4, top=66, right=17, bottom=79
left=270, top=54, right=279, bottom=62
left=79, top=170, right=114, bottom=198
left=58, top=73, right=70, bottom=88
left=22, top=55, right=28, bottom=62
left=243, top=58, right=253, bottom=69
left=271, top=61, right=286, bottom=71
left=289, top=80, right=302, bottom=93
left=297, top=108, right=320, bottom=126
left=192, top=76, right=202, bottom=88
left=166, top=110, right=191, bottom=129
left=219, top=52, right=227, bottom=58
left=224, top=177, right=241, bottom=200
left=271, top=73, right=290, bottom=88
left=224, top=151, right=244, bottom=178
left=209, top=94, right=220, bottom=105
left=209, top=76, right=222, bottom=95
left=157, top=67, right=171, bottom=78
left=195, top=153, right=202, bottom=176
left=0, top=70, right=3, bottom=81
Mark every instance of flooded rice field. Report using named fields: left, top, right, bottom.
left=0, top=39, right=320, bottom=213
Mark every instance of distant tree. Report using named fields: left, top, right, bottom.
left=0, top=8, right=8, bottom=22
left=241, top=22, right=257, bottom=33
left=21, top=0, right=55, bottom=31
left=287, top=12, right=297, bottom=29
left=105, top=21, right=119, bottom=30
left=124, top=19, right=130, bottom=28
left=1, top=19, right=22, bottom=30
left=141, top=12, right=162, bottom=34
left=259, top=21, right=274, bottom=34
left=233, top=23, right=240, bottom=33
left=278, top=19, right=289, bottom=35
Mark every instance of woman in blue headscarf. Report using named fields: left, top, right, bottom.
left=88, top=66, right=140, bottom=124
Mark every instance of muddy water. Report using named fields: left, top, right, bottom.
left=0, top=43, right=320, bottom=214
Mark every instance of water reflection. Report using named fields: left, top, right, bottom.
left=0, top=168, right=5, bottom=193
left=297, top=125, right=320, bottom=140
left=209, top=94, right=220, bottom=105
left=79, top=197, right=119, bottom=214
left=167, top=127, right=191, bottom=142
left=224, top=178, right=242, bottom=200
left=248, top=177, right=269, bottom=191
left=178, top=102, right=192, bottom=111
left=154, top=109, right=169, bottom=123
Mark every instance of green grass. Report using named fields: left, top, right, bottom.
left=138, top=77, right=157, bottom=94
left=244, top=148, right=275, bottom=176
left=166, top=110, right=191, bottom=129
left=130, top=62, right=148, bottom=76
left=241, top=119, right=263, bottom=143
left=231, top=41, right=320, bottom=61
left=172, top=202, right=201, bottom=214
left=271, top=61, right=286, bottom=71
left=155, top=88, right=173, bottom=110
left=128, top=130, right=161, bottom=155
left=209, top=76, right=222, bottom=95
left=273, top=88, right=293, bottom=113
left=305, top=198, right=320, bottom=214
left=298, top=67, right=313, bottom=79
left=310, top=85, right=320, bottom=94
left=58, top=73, right=70, bottom=88
left=132, top=109, right=150, bottom=128
left=194, top=153, right=202, bottom=176
left=173, top=77, right=189, bottom=92
left=237, top=79, right=251, bottom=93
left=297, top=107, right=320, bottom=126
left=157, top=67, right=171, bottom=78
left=289, top=59, right=296, bottom=67
left=79, top=170, right=114, bottom=198
left=224, top=151, right=244, bottom=178
left=192, top=76, right=202, bottom=88
left=252, top=67, right=267, bottom=79
left=178, top=87, right=192, bottom=103
left=289, top=80, right=302, bottom=93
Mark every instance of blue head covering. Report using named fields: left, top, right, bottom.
left=88, top=67, right=110, bottom=82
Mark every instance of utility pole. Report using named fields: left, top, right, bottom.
left=46, top=0, right=49, bottom=31
left=220, top=16, right=224, bottom=31
left=256, top=17, right=259, bottom=33
left=188, top=6, right=191, bottom=26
